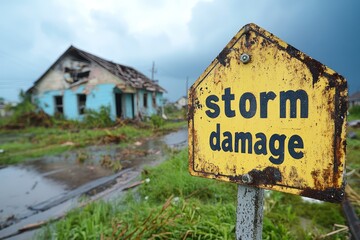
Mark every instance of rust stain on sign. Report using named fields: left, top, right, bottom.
left=188, top=23, right=347, bottom=203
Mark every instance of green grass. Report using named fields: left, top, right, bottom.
left=37, top=149, right=351, bottom=240
left=158, top=120, right=187, bottom=131
left=348, top=106, right=360, bottom=121
left=164, top=105, right=187, bottom=120
left=345, top=124, right=360, bottom=217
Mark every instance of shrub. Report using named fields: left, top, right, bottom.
left=164, top=104, right=187, bottom=119
left=1, top=91, right=54, bottom=128
left=83, top=106, right=113, bottom=128
left=149, top=114, right=164, bottom=129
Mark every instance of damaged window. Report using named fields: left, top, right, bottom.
left=152, top=93, right=156, bottom=107
left=54, top=96, right=63, bottom=114
left=77, top=94, right=86, bottom=115
left=64, top=67, right=90, bottom=83
left=143, top=93, right=148, bottom=108
left=63, top=60, right=90, bottom=84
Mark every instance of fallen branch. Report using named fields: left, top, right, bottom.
left=122, top=180, right=144, bottom=191
left=18, top=215, right=64, bottom=233
left=318, top=224, right=348, bottom=239
left=346, top=184, right=360, bottom=207
left=185, top=187, right=209, bottom=199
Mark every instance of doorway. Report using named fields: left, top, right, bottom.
left=115, top=93, right=122, bottom=118
left=131, top=94, right=135, bottom=118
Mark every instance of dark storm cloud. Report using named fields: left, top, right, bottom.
left=260, top=1, right=360, bottom=92
left=0, top=0, right=359, bottom=102
left=157, top=0, right=360, bottom=101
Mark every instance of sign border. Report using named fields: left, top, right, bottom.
left=188, top=23, right=347, bottom=203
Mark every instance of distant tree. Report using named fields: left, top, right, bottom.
left=0, top=97, right=4, bottom=104
left=12, top=90, right=36, bottom=117
left=4, top=103, right=13, bottom=112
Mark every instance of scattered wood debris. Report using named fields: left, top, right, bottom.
left=100, top=130, right=127, bottom=144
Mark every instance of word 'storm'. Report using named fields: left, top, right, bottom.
left=205, top=87, right=308, bottom=119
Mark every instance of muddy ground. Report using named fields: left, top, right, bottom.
left=0, top=128, right=187, bottom=239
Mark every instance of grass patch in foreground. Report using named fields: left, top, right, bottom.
left=38, top=149, right=348, bottom=239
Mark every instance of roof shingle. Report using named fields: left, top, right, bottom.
left=71, top=46, right=166, bottom=93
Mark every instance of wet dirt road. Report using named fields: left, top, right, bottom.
left=0, top=128, right=187, bottom=239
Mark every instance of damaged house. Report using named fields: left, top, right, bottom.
left=27, top=46, right=166, bottom=120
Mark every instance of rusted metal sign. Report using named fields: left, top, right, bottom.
left=188, top=23, right=347, bottom=202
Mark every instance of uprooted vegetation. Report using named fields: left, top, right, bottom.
left=100, top=130, right=127, bottom=144
left=100, top=155, right=123, bottom=172
left=2, top=110, right=53, bottom=129
left=0, top=91, right=50, bottom=129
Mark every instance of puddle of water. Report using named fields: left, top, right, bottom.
left=162, top=129, right=188, bottom=148
left=0, top=166, right=65, bottom=225
left=0, top=127, right=188, bottom=232
left=24, top=157, right=115, bottom=190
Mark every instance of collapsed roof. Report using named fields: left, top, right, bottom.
left=28, top=45, right=166, bottom=94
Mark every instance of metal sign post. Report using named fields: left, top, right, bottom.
left=236, top=186, right=264, bottom=240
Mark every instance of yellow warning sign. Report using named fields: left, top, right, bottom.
left=188, top=23, right=347, bottom=202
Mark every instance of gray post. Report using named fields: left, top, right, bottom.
left=236, top=185, right=265, bottom=240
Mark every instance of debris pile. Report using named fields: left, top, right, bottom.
left=115, top=118, right=148, bottom=129
left=2, top=111, right=53, bottom=129
left=100, top=131, right=127, bottom=144
left=100, top=155, right=122, bottom=172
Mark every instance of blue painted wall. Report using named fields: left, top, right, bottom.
left=34, top=90, right=62, bottom=116
left=85, top=84, right=117, bottom=120
left=34, top=83, right=162, bottom=121
left=136, top=89, right=163, bottom=118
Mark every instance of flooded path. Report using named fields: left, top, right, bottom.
left=0, top=128, right=187, bottom=239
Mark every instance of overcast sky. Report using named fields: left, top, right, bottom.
left=0, top=0, right=359, bottom=103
